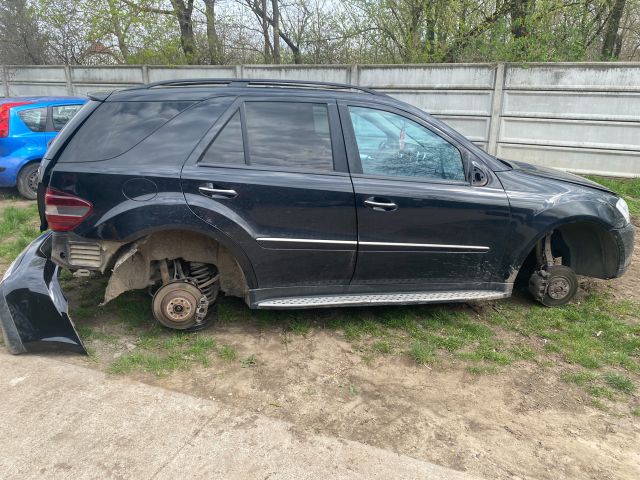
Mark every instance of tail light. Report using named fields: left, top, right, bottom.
left=0, top=101, right=33, bottom=137
left=45, top=188, right=93, bottom=232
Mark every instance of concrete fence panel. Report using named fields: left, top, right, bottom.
left=2, top=62, right=640, bottom=177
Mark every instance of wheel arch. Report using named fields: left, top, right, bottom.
left=511, top=218, right=621, bottom=281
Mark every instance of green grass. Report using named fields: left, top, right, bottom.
left=108, top=334, right=216, bottom=376
left=586, top=176, right=640, bottom=218
left=603, top=372, right=636, bottom=394
left=0, top=204, right=40, bottom=263
left=491, top=294, right=640, bottom=371
left=409, top=341, right=435, bottom=365
left=218, top=344, right=237, bottom=361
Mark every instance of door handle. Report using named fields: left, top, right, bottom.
left=198, top=184, right=238, bottom=199
left=364, top=197, right=398, bottom=212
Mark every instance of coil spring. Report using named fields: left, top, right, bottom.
left=189, top=262, right=220, bottom=305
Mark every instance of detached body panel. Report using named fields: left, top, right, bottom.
left=0, top=232, right=85, bottom=355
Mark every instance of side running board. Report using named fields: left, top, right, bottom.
left=257, top=290, right=509, bottom=309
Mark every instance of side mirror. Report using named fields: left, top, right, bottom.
left=470, top=162, right=488, bottom=187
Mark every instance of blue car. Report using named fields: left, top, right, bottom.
left=0, top=96, right=86, bottom=199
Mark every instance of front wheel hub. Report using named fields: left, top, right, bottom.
left=548, top=277, right=570, bottom=300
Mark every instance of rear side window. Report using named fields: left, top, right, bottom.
left=17, top=107, right=47, bottom=132
left=52, top=104, right=83, bottom=131
left=200, top=110, right=244, bottom=165
left=245, top=102, right=333, bottom=172
left=59, top=101, right=192, bottom=162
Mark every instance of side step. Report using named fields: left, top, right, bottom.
left=257, top=290, right=509, bottom=309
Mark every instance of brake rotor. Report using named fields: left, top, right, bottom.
left=152, top=281, right=206, bottom=330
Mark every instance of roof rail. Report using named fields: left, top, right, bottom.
left=134, top=78, right=383, bottom=96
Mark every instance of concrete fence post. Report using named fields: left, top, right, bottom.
left=142, top=65, right=150, bottom=84
left=487, top=62, right=505, bottom=156
left=234, top=65, right=243, bottom=78
left=2, top=65, right=9, bottom=97
left=64, top=65, right=74, bottom=95
left=350, top=64, right=359, bottom=85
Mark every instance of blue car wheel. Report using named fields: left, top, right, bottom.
left=16, top=162, right=39, bottom=200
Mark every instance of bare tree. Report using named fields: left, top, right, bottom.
left=0, top=0, right=48, bottom=64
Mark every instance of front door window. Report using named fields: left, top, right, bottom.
left=348, top=106, right=465, bottom=182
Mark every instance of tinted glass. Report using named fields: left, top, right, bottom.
left=59, top=101, right=192, bottom=162
left=200, top=110, right=244, bottom=165
left=17, top=107, right=47, bottom=132
left=245, top=102, right=333, bottom=171
left=348, top=106, right=465, bottom=181
left=52, top=104, right=83, bottom=131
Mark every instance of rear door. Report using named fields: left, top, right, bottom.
left=181, top=96, right=357, bottom=290
left=14, top=105, right=48, bottom=151
left=340, top=101, right=511, bottom=287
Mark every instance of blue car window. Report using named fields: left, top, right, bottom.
left=348, top=106, right=465, bottom=182
left=17, top=107, right=47, bottom=133
left=52, top=105, right=83, bottom=131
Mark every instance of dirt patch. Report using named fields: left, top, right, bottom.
left=59, top=291, right=640, bottom=480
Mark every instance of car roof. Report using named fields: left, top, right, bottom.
left=0, top=96, right=86, bottom=106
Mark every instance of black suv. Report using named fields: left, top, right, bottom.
left=0, top=79, right=634, bottom=354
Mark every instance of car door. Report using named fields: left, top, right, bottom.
left=339, top=101, right=511, bottom=288
left=181, top=96, right=357, bottom=291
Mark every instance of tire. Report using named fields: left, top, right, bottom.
left=16, top=162, right=40, bottom=200
left=529, top=265, right=578, bottom=307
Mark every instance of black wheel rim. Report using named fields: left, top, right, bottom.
left=27, top=170, right=38, bottom=193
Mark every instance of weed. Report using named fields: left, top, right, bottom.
left=371, top=340, right=392, bottom=354
left=219, top=344, right=237, bottom=361
left=240, top=354, right=257, bottom=368
left=603, top=372, right=635, bottom=394
left=467, top=364, right=499, bottom=375
left=410, top=341, right=435, bottom=365
left=561, top=371, right=598, bottom=387
left=288, top=317, right=312, bottom=335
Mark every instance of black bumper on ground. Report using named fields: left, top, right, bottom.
left=0, top=232, right=86, bottom=355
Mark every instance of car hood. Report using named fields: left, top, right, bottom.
left=504, top=160, right=613, bottom=193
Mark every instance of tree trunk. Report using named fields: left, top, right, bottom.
left=509, top=0, right=531, bottom=38
left=271, top=0, right=281, bottom=64
left=171, top=0, right=196, bottom=64
left=204, top=0, right=222, bottom=64
left=107, top=0, right=129, bottom=61
left=602, top=0, right=626, bottom=59
left=261, top=0, right=271, bottom=62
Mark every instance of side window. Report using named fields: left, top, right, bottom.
left=52, top=104, right=83, bottom=131
left=59, top=101, right=193, bottom=162
left=245, top=102, right=333, bottom=172
left=348, top=106, right=465, bottom=182
left=200, top=110, right=244, bottom=165
left=17, top=107, right=47, bottom=132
